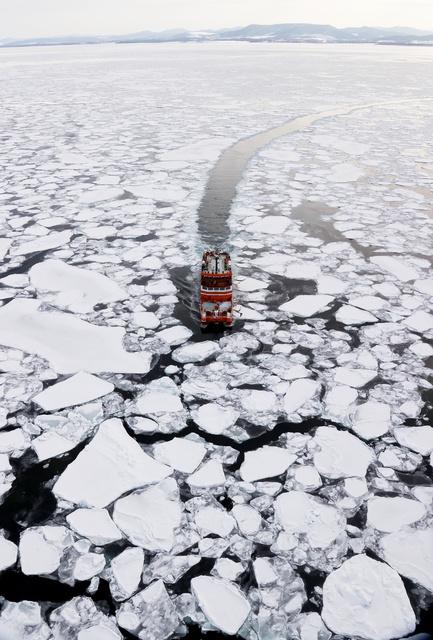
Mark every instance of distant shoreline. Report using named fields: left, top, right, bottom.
left=1, top=40, right=433, bottom=50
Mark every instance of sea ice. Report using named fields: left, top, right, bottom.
left=117, top=579, right=179, bottom=639
left=275, top=490, right=345, bottom=549
left=334, top=366, right=376, bottom=388
left=312, top=426, right=374, bottom=478
left=367, top=496, right=426, bottom=532
left=54, top=419, right=171, bottom=507
left=0, top=534, right=17, bottom=571
left=187, top=460, right=226, bottom=488
left=32, top=372, right=114, bottom=411
left=232, top=504, right=262, bottom=536
left=193, top=403, right=239, bottom=435
left=29, top=259, right=127, bottom=313
left=336, top=305, right=377, bottom=325
left=78, top=187, right=124, bottom=204
left=237, top=277, right=268, bottom=292
left=239, top=446, right=296, bottom=482
left=66, top=508, right=122, bottom=545
left=380, top=528, right=433, bottom=593
left=156, top=324, right=192, bottom=345
left=131, top=311, right=160, bottom=329
left=403, top=310, right=433, bottom=333
left=0, top=299, right=151, bottom=374
left=250, top=216, right=289, bottom=234
left=195, top=506, right=236, bottom=537
left=135, top=376, right=183, bottom=414
left=351, top=401, right=391, bottom=440
left=280, top=295, right=333, bottom=318
left=394, top=426, right=433, bottom=455
left=11, top=230, right=72, bottom=256
left=146, top=279, right=177, bottom=296
left=50, top=597, right=121, bottom=639
left=73, top=552, right=105, bottom=581
left=370, top=256, right=418, bottom=282
left=0, top=601, right=51, bottom=640
left=191, top=575, right=251, bottom=635
left=172, top=341, right=220, bottom=363
left=109, top=547, right=144, bottom=601
left=283, top=379, right=320, bottom=415
left=152, top=437, right=206, bottom=474
left=113, top=479, right=182, bottom=551
left=328, top=162, right=364, bottom=182
left=19, top=526, right=72, bottom=576
left=322, top=554, right=416, bottom=640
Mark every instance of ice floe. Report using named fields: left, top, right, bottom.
left=380, top=528, right=433, bottom=593
left=0, top=299, right=151, bottom=374
left=66, top=508, right=122, bottom=545
left=32, top=372, right=114, bottom=411
left=312, top=426, right=374, bottom=478
left=322, top=554, right=416, bottom=640
left=191, top=575, right=251, bottom=635
left=367, top=496, right=426, bottom=532
left=113, top=479, right=181, bottom=551
left=54, top=419, right=171, bottom=507
left=239, top=446, right=296, bottom=482
left=193, top=403, right=239, bottom=435
left=280, top=295, right=333, bottom=318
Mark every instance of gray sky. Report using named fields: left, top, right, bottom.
left=2, top=0, right=433, bottom=39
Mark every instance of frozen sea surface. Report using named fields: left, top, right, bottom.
left=0, top=42, right=432, bottom=639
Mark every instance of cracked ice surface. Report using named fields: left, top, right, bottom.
left=0, top=42, right=432, bottom=640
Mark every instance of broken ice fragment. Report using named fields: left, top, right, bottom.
left=135, top=376, right=183, bottom=414
left=191, top=575, right=251, bottom=635
left=113, top=479, right=182, bottom=552
left=109, top=547, right=144, bottom=601
left=336, top=305, right=377, bottom=325
left=283, top=379, right=320, bottom=415
left=0, top=601, right=51, bottom=640
left=280, top=295, right=333, bottom=318
left=19, top=526, right=72, bottom=576
left=195, top=506, right=236, bottom=537
left=54, top=419, right=171, bottom=508
left=322, top=554, right=416, bottom=640
left=275, top=491, right=345, bottom=549
left=351, top=401, right=391, bottom=440
left=367, top=496, right=426, bottom=532
left=193, top=403, right=239, bottom=435
left=0, top=534, right=17, bottom=571
left=0, top=299, right=151, bottom=374
left=187, top=460, right=226, bottom=488
left=380, top=528, right=433, bottom=593
left=394, top=426, right=433, bottom=455
left=32, top=372, right=114, bottom=411
left=172, top=341, right=220, bottom=363
left=334, top=366, right=376, bottom=388
left=152, top=437, right=206, bottom=473
left=11, top=230, right=72, bottom=256
left=312, top=426, right=374, bottom=478
left=370, top=256, right=418, bottom=282
left=66, top=508, right=122, bottom=545
left=403, top=310, right=433, bottom=333
left=117, top=579, right=179, bottom=639
left=239, top=446, right=296, bottom=482
left=29, top=259, right=127, bottom=313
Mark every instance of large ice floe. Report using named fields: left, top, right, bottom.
left=0, top=41, right=433, bottom=640
left=54, top=419, right=171, bottom=507
left=322, top=555, right=416, bottom=640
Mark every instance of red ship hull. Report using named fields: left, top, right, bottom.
left=200, top=250, right=233, bottom=327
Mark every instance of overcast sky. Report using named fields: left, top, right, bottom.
left=1, top=0, right=433, bottom=39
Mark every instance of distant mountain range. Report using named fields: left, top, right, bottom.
left=2, top=23, right=433, bottom=48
